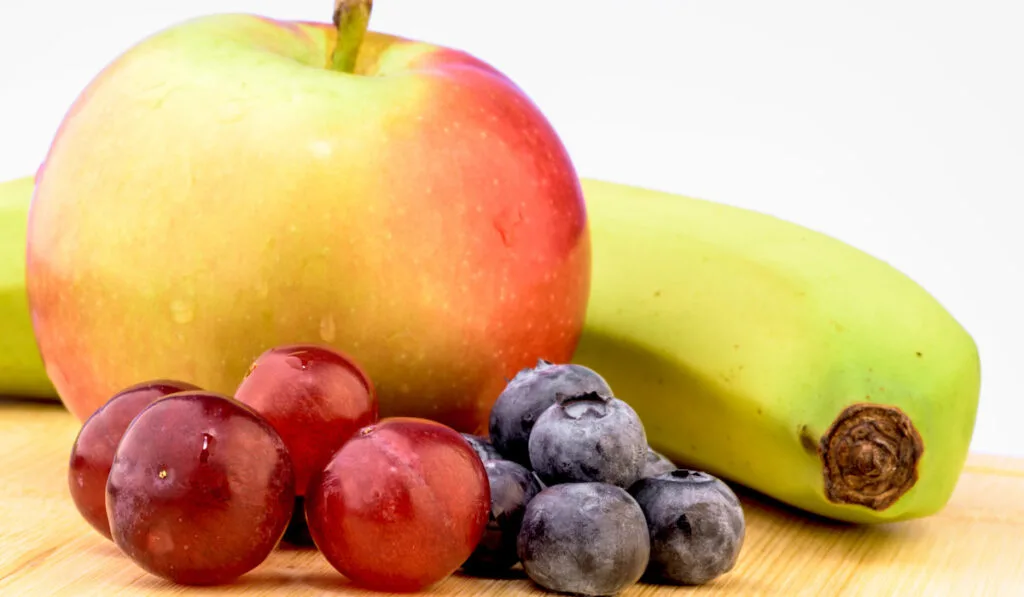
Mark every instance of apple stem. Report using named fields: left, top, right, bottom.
left=332, top=0, right=373, bottom=73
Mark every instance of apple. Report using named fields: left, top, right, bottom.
left=26, top=0, right=590, bottom=433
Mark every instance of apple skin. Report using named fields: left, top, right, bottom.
left=26, top=14, right=590, bottom=433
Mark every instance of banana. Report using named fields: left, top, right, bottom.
left=0, top=175, right=56, bottom=398
left=572, top=178, right=980, bottom=524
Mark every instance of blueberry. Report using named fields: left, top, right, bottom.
left=642, top=447, right=676, bottom=478
left=629, top=469, right=745, bottom=585
left=517, top=483, right=649, bottom=596
left=489, top=359, right=613, bottom=466
left=528, top=392, right=646, bottom=488
left=463, top=459, right=544, bottom=576
left=461, top=433, right=503, bottom=464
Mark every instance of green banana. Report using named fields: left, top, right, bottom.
left=0, top=175, right=56, bottom=398
left=572, top=178, right=980, bottom=524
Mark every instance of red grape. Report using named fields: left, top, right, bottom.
left=106, top=391, right=295, bottom=585
left=306, top=417, right=490, bottom=592
left=68, top=379, right=200, bottom=540
left=234, top=344, right=377, bottom=496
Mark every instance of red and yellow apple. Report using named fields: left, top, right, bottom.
left=26, top=3, right=590, bottom=433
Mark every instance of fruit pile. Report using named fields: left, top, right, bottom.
left=7, top=0, right=978, bottom=545
left=67, top=347, right=744, bottom=594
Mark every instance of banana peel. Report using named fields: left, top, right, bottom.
left=0, top=175, right=56, bottom=398
left=572, top=178, right=981, bottom=524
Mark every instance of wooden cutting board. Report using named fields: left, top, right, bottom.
left=1, top=399, right=1021, bottom=597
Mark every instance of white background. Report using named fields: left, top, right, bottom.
left=0, top=1, right=1020, bottom=455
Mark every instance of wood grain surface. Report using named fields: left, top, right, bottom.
left=0, top=399, right=1021, bottom=596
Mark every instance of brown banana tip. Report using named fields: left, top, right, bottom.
left=819, top=403, right=923, bottom=511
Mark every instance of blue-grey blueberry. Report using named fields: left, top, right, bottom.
left=463, top=459, right=544, bottom=576
left=528, top=392, right=646, bottom=488
left=488, top=359, right=613, bottom=466
left=517, top=483, right=649, bottom=596
left=629, top=469, right=745, bottom=585
left=461, top=433, right=502, bottom=464
left=643, top=447, right=676, bottom=478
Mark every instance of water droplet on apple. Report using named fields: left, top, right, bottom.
left=319, top=314, right=337, bottom=343
left=170, top=300, right=195, bottom=324
left=493, top=207, right=524, bottom=247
